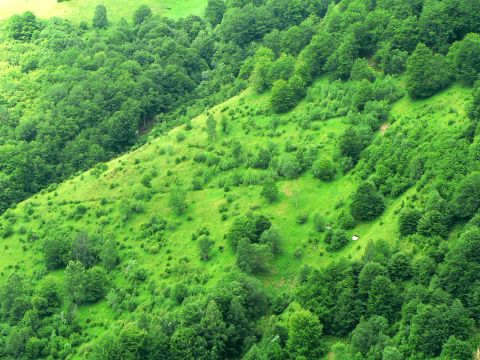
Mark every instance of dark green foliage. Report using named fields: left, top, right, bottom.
left=406, top=43, right=451, bottom=98
left=133, top=5, right=152, bottom=25
left=168, top=187, right=188, bottom=215
left=324, top=31, right=359, bottom=81
left=325, top=229, right=349, bottom=252
left=350, top=182, right=385, bottom=221
left=236, top=238, right=271, bottom=275
left=286, top=307, right=326, bottom=359
left=387, top=252, right=412, bottom=281
left=270, top=80, right=296, bottom=113
left=407, top=300, right=473, bottom=357
left=373, top=43, right=408, bottom=75
left=351, top=316, right=389, bottom=357
left=298, top=30, right=334, bottom=77
left=2, top=0, right=480, bottom=358
left=312, top=158, right=336, bottom=181
left=412, top=255, right=437, bottom=286
left=64, top=260, right=87, bottom=304
left=71, top=232, right=98, bottom=268
left=259, top=227, right=282, bottom=255
left=337, top=210, right=356, bottom=230
left=448, top=33, right=480, bottom=85
left=451, top=172, right=480, bottom=219
left=92, top=5, right=109, bottom=29
left=358, top=261, right=387, bottom=298
left=382, top=346, right=403, bottom=360
left=268, top=54, right=295, bottom=84
left=261, top=179, right=279, bottom=203
left=297, top=262, right=361, bottom=336
left=366, top=275, right=400, bottom=322
left=0, top=11, right=216, bottom=213
left=350, top=58, right=375, bottom=82
left=205, top=0, right=226, bottom=26
left=417, top=192, right=453, bottom=237
left=440, top=336, right=472, bottom=360
left=399, top=208, right=421, bottom=236
left=440, top=228, right=480, bottom=306
left=6, top=11, right=40, bottom=41
left=85, top=266, right=109, bottom=303
left=44, top=233, right=71, bottom=270
left=339, top=126, right=372, bottom=169
left=198, top=235, right=214, bottom=261
left=199, top=300, right=227, bottom=357
left=218, top=4, right=274, bottom=46
left=227, top=213, right=271, bottom=249
left=36, top=277, right=62, bottom=316
left=101, top=238, right=119, bottom=271
left=276, top=154, right=301, bottom=179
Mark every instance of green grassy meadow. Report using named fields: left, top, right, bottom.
left=0, top=73, right=473, bottom=356
left=0, top=0, right=207, bottom=22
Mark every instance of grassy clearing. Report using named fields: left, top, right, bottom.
left=0, top=0, right=207, bottom=22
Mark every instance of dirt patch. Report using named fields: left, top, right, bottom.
left=282, top=183, right=294, bottom=197
left=380, top=123, right=390, bottom=134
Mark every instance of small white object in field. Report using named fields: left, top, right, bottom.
left=352, top=235, right=359, bottom=241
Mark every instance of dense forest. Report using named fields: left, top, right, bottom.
left=0, top=0, right=480, bottom=359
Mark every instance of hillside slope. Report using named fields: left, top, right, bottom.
left=0, top=0, right=207, bottom=22
left=1, top=0, right=480, bottom=358
left=0, top=77, right=476, bottom=357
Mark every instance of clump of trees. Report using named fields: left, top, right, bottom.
left=350, top=182, right=385, bottom=221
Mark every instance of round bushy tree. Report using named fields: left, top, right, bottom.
left=406, top=43, right=451, bottom=98
left=270, top=80, right=296, bottom=113
left=440, top=336, right=472, bottom=360
left=312, top=158, right=336, bottom=181
left=286, top=308, right=326, bottom=359
left=133, top=5, right=152, bottom=25
left=261, top=180, right=279, bottom=203
left=448, top=33, right=480, bottom=86
left=350, top=182, right=385, bottom=221
left=399, top=208, right=421, bottom=236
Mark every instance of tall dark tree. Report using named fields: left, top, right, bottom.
left=205, top=0, right=226, bottom=26
left=270, top=80, right=296, bottom=113
left=350, top=182, right=385, bottom=221
left=406, top=43, right=451, bottom=98
left=133, top=5, right=153, bottom=25
left=92, top=5, right=109, bottom=29
left=286, top=307, right=326, bottom=360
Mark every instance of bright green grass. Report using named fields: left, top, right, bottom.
left=0, top=0, right=207, bottom=22
left=0, top=79, right=473, bottom=356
